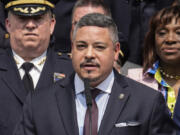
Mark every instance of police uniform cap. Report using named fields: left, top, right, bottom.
left=1, top=0, right=59, bottom=16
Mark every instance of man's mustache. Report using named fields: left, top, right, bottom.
left=80, top=59, right=100, bottom=68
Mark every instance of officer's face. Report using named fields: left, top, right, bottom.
left=71, top=6, right=105, bottom=40
left=72, top=26, right=120, bottom=87
left=6, top=12, right=55, bottom=57
left=155, top=18, right=180, bottom=65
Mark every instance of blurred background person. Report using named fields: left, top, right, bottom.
left=53, top=0, right=75, bottom=53
left=70, top=0, right=111, bottom=41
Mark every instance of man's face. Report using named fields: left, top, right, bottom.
left=71, top=6, right=106, bottom=39
left=72, top=26, right=120, bottom=87
left=155, top=18, right=180, bottom=65
left=6, top=12, right=56, bottom=55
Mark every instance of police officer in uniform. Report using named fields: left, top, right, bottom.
left=0, top=0, right=73, bottom=135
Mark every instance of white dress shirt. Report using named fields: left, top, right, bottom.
left=74, top=71, right=114, bottom=135
left=13, top=51, right=47, bottom=89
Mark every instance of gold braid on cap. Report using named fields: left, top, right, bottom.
left=5, top=0, right=55, bottom=9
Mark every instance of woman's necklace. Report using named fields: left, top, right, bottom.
left=160, top=68, right=180, bottom=80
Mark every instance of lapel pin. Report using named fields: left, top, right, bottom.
left=54, top=72, right=66, bottom=82
left=119, top=93, right=125, bottom=100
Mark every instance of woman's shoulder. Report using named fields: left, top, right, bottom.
left=127, top=68, right=159, bottom=90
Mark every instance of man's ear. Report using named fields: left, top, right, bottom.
left=114, top=42, right=120, bottom=61
left=50, top=17, right=56, bottom=35
left=5, top=18, right=11, bottom=33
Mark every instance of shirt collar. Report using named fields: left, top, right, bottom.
left=13, top=50, right=47, bottom=72
left=74, top=70, right=114, bottom=95
left=146, top=60, right=169, bottom=87
left=145, top=60, right=159, bottom=75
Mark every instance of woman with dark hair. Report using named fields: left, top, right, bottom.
left=128, top=5, right=180, bottom=117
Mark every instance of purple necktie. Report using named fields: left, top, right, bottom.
left=84, top=88, right=100, bottom=135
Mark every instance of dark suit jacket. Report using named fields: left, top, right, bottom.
left=15, top=70, right=176, bottom=135
left=0, top=46, right=73, bottom=135
left=173, top=88, right=180, bottom=135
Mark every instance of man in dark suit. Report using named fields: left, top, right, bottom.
left=15, top=13, right=176, bottom=135
left=0, top=0, right=73, bottom=135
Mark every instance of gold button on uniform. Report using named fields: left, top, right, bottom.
left=5, top=33, right=9, bottom=39
left=119, top=93, right=125, bottom=99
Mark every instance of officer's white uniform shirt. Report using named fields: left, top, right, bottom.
left=13, top=50, right=47, bottom=89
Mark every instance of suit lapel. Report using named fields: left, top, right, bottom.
left=173, top=88, right=180, bottom=128
left=55, top=73, right=79, bottom=135
left=99, top=71, right=130, bottom=135
left=0, top=48, right=27, bottom=104
left=35, top=48, right=54, bottom=90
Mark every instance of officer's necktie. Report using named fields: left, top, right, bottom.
left=22, top=62, right=34, bottom=92
left=84, top=88, right=100, bottom=135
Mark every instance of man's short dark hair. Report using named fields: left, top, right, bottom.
left=72, top=13, right=119, bottom=44
left=72, top=0, right=111, bottom=19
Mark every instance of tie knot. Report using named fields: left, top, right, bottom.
left=91, top=88, right=100, bottom=99
left=22, top=62, right=34, bottom=73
